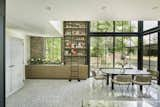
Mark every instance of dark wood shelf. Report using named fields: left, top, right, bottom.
left=63, top=21, right=88, bottom=80
left=64, top=27, right=87, bottom=29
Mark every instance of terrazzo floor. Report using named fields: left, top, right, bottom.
left=6, top=78, right=160, bottom=107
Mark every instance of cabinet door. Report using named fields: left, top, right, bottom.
left=6, top=37, right=24, bottom=97
left=79, top=65, right=88, bottom=79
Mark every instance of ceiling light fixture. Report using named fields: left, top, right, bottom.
left=101, top=6, right=107, bottom=10
left=45, top=6, right=52, bottom=11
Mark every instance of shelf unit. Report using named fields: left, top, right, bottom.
left=63, top=21, right=88, bottom=81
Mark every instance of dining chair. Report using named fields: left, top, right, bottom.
left=147, top=69, right=159, bottom=81
left=132, top=75, right=152, bottom=96
left=111, top=75, right=132, bottom=96
left=91, top=70, right=106, bottom=88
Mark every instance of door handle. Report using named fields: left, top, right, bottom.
left=8, top=65, right=16, bottom=68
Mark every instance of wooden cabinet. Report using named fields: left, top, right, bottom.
left=25, top=64, right=88, bottom=79
left=79, top=65, right=88, bottom=79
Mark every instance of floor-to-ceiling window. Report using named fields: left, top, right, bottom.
left=143, top=21, right=158, bottom=71
left=143, top=33, right=158, bottom=71
left=90, top=36, right=138, bottom=70
left=89, top=21, right=138, bottom=70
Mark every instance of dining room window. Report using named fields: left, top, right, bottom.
left=143, top=33, right=158, bottom=71
left=90, top=37, right=113, bottom=69
left=90, top=36, right=138, bottom=70
left=90, top=21, right=138, bottom=32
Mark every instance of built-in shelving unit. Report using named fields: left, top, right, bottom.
left=63, top=21, right=88, bottom=81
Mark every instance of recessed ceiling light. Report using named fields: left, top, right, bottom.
left=45, top=6, right=52, bottom=11
left=152, top=6, right=158, bottom=10
left=101, top=6, right=107, bottom=10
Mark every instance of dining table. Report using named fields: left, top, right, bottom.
left=100, top=68, right=151, bottom=91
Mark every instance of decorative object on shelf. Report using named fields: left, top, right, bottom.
left=71, top=49, right=77, bottom=55
left=119, top=54, right=128, bottom=73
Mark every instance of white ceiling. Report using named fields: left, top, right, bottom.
left=6, top=0, right=160, bottom=36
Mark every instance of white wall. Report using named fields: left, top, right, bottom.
left=6, top=28, right=30, bottom=65
left=5, top=27, right=30, bottom=97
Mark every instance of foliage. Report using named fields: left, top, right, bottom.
left=90, top=21, right=138, bottom=57
left=91, top=21, right=136, bottom=32
left=28, top=57, right=45, bottom=64
left=45, top=38, right=61, bottom=63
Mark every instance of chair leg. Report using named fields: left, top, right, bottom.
left=119, top=85, right=123, bottom=96
left=127, top=85, right=130, bottom=96
left=138, top=85, right=143, bottom=97
left=145, top=85, right=151, bottom=96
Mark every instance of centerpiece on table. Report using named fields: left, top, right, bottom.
left=119, top=54, right=128, bottom=73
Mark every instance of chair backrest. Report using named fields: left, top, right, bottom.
left=91, top=71, right=96, bottom=77
left=115, top=75, right=132, bottom=82
left=134, top=75, right=152, bottom=82
left=147, top=69, right=159, bottom=77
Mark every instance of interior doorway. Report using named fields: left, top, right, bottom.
left=6, top=37, right=24, bottom=97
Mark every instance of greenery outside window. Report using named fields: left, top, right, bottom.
left=90, top=36, right=138, bottom=69
left=90, top=21, right=113, bottom=32
left=45, top=38, right=61, bottom=64
left=90, top=20, right=138, bottom=32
